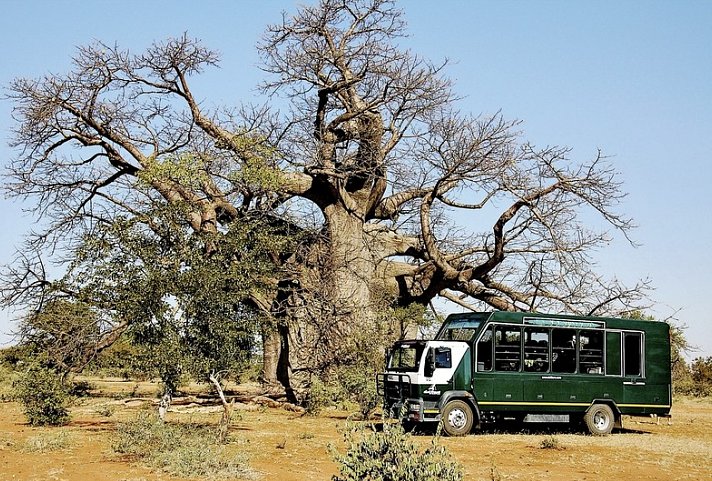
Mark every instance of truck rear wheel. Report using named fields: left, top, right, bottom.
left=584, top=403, right=615, bottom=435
left=441, top=400, right=474, bottom=436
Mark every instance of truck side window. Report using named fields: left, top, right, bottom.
left=524, top=327, right=550, bottom=372
left=579, top=330, right=604, bottom=374
left=477, top=327, right=493, bottom=371
left=551, top=328, right=576, bottom=373
left=624, top=332, right=643, bottom=377
left=435, top=347, right=452, bottom=369
left=495, top=326, right=521, bottom=372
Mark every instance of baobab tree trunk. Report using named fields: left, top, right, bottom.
left=264, top=205, right=381, bottom=401
left=324, top=205, right=377, bottom=327
left=261, top=326, right=281, bottom=385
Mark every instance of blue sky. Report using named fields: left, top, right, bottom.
left=1, top=1, right=710, bottom=357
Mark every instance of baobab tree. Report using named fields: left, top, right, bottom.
left=1, top=0, right=648, bottom=397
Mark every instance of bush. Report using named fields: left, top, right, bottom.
left=13, top=365, right=71, bottom=426
left=331, top=421, right=463, bottom=481
left=113, top=412, right=255, bottom=480
left=0, top=362, right=16, bottom=402
left=674, top=356, right=712, bottom=397
left=335, top=364, right=380, bottom=419
left=304, top=376, right=340, bottom=415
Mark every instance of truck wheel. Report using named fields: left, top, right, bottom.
left=584, top=403, right=615, bottom=435
left=441, top=400, right=474, bottom=436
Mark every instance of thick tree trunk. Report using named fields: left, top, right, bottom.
left=267, top=205, right=381, bottom=402
left=261, top=324, right=280, bottom=385
left=324, top=205, right=376, bottom=326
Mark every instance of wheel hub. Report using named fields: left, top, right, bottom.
left=594, top=411, right=609, bottom=429
left=448, top=408, right=467, bottom=429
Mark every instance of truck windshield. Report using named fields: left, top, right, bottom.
left=388, top=342, right=426, bottom=372
left=436, top=317, right=485, bottom=341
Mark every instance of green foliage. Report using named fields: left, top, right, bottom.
left=19, top=298, right=101, bottom=371
left=676, top=357, right=712, bottom=397
left=0, top=345, right=33, bottom=366
left=69, top=379, right=95, bottom=397
left=333, top=364, right=380, bottom=419
left=304, top=368, right=379, bottom=417
left=331, top=421, right=463, bottom=481
left=691, top=357, right=712, bottom=385
left=84, top=337, right=155, bottom=380
left=13, top=365, right=71, bottom=426
left=304, top=376, right=337, bottom=415
left=0, top=360, right=16, bottom=402
left=47, top=202, right=290, bottom=391
left=113, top=412, right=255, bottom=479
left=138, top=153, right=213, bottom=191
left=94, top=404, right=116, bottom=417
left=306, top=304, right=434, bottom=416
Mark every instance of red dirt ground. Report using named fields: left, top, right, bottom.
left=1, top=380, right=711, bottom=481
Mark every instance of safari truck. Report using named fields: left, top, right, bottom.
left=377, top=311, right=671, bottom=435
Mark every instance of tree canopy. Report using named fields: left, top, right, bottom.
left=1, top=0, right=649, bottom=396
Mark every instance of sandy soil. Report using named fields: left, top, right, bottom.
left=1, top=379, right=711, bottom=481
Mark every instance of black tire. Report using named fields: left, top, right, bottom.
left=584, top=404, right=615, bottom=435
left=441, top=400, right=474, bottom=436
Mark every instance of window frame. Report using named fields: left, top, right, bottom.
left=622, top=330, right=645, bottom=378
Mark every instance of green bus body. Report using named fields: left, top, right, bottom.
left=378, top=311, right=671, bottom=435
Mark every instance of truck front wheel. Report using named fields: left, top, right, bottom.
left=441, top=400, right=474, bottom=436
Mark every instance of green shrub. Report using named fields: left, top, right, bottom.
left=334, top=364, right=380, bottom=419
left=13, top=366, right=71, bottom=426
left=94, top=404, right=116, bottom=417
left=674, top=356, right=712, bottom=397
left=331, top=421, right=463, bottom=481
left=0, top=362, right=16, bottom=402
left=304, top=376, right=340, bottom=415
left=113, top=412, right=255, bottom=480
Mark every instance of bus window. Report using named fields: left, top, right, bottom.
left=477, top=327, right=493, bottom=371
left=606, top=331, right=621, bottom=376
left=552, top=328, right=576, bottom=373
left=624, top=332, right=643, bottom=377
left=495, top=326, right=521, bottom=371
left=524, top=328, right=549, bottom=372
left=579, top=330, right=604, bottom=374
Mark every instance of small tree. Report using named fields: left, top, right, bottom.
left=13, top=365, right=71, bottom=426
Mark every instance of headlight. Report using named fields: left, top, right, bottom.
left=409, top=403, right=420, bottom=412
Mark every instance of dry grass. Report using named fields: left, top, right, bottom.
left=20, top=431, right=74, bottom=453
